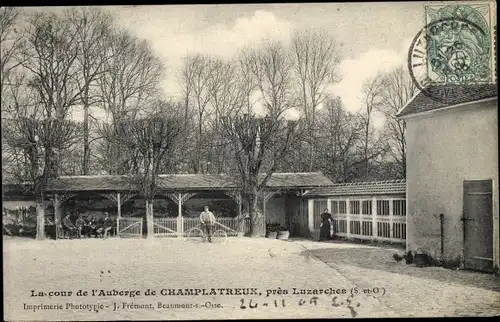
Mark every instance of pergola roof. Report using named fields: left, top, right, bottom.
left=3, top=172, right=334, bottom=193
left=303, top=179, right=406, bottom=197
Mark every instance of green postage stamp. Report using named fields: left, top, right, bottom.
left=424, top=2, right=496, bottom=85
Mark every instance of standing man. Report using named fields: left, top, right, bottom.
left=199, top=206, right=216, bottom=243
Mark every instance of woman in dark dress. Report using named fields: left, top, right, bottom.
left=319, top=209, right=333, bottom=241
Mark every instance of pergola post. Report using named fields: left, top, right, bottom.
left=116, top=193, right=122, bottom=238
left=117, top=193, right=122, bottom=218
left=146, top=199, right=154, bottom=239
left=372, top=196, right=378, bottom=241
left=101, top=192, right=135, bottom=238
left=308, top=199, right=314, bottom=235
left=164, top=192, right=196, bottom=237
left=178, top=192, right=183, bottom=237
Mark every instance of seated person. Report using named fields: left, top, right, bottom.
left=75, top=214, right=85, bottom=238
left=81, top=217, right=92, bottom=237
left=102, top=212, right=114, bottom=238
left=62, top=214, right=77, bottom=239
left=95, top=215, right=105, bottom=238
left=88, top=216, right=98, bottom=237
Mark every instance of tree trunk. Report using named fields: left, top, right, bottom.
left=248, top=191, right=265, bottom=237
left=83, top=101, right=90, bottom=175
left=145, top=199, right=154, bottom=238
left=308, top=143, right=315, bottom=172
left=35, top=196, right=45, bottom=240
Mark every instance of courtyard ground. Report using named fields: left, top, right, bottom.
left=3, top=236, right=500, bottom=320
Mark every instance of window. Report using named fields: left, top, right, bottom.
left=338, top=201, right=347, bottom=214
left=350, top=200, right=360, bottom=214
left=362, top=200, right=372, bottom=215
left=393, top=200, right=406, bottom=216
left=376, top=200, right=390, bottom=216
left=331, top=201, right=339, bottom=214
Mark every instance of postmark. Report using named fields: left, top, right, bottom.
left=408, top=3, right=495, bottom=104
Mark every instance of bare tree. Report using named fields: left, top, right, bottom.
left=220, top=42, right=300, bottom=237
left=314, top=96, right=367, bottom=182
left=5, top=11, right=86, bottom=239
left=114, top=102, right=182, bottom=238
left=66, top=7, right=113, bottom=175
left=3, top=107, right=81, bottom=239
left=1, top=72, right=37, bottom=182
left=290, top=28, right=342, bottom=171
left=97, top=29, right=165, bottom=174
left=0, top=7, right=23, bottom=102
left=205, top=57, right=244, bottom=173
left=21, top=12, right=84, bottom=119
left=178, top=53, right=215, bottom=173
left=221, top=114, right=299, bottom=237
left=359, top=75, right=385, bottom=179
left=378, top=67, right=416, bottom=178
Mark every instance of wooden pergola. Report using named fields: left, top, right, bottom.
left=3, top=172, right=335, bottom=238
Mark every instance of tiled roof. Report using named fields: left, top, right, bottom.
left=264, top=172, right=334, bottom=188
left=3, top=172, right=334, bottom=192
left=397, top=83, right=498, bottom=118
left=304, top=179, right=406, bottom=197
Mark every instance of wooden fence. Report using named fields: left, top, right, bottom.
left=153, top=218, right=178, bottom=237
left=153, top=217, right=241, bottom=237
left=312, top=198, right=406, bottom=244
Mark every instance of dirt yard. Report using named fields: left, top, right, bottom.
left=3, top=236, right=499, bottom=320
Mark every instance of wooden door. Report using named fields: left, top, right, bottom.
left=463, top=180, right=493, bottom=272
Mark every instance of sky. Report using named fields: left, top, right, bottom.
left=108, top=2, right=426, bottom=119
left=21, top=2, right=458, bottom=125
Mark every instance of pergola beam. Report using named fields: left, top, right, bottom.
left=163, top=192, right=197, bottom=237
left=100, top=192, right=136, bottom=218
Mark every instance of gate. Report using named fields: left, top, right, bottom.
left=214, top=218, right=239, bottom=236
left=117, top=217, right=143, bottom=238
left=463, top=180, right=493, bottom=272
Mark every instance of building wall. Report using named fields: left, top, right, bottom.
left=405, top=99, right=499, bottom=269
left=306, top=194, right=406, bottom=242
left=265, top=197, right=286, bottom=227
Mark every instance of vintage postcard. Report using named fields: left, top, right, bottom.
left=2, top=1, right=498, bottom=320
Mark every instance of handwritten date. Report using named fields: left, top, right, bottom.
left=239, top=295, right=361, bottom=317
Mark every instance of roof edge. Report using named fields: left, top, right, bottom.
left=327, top=179, right=405, bottom=187
left=395, top=90, right=421, bottom=117
left=398, top=96, right=497, bottom=120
